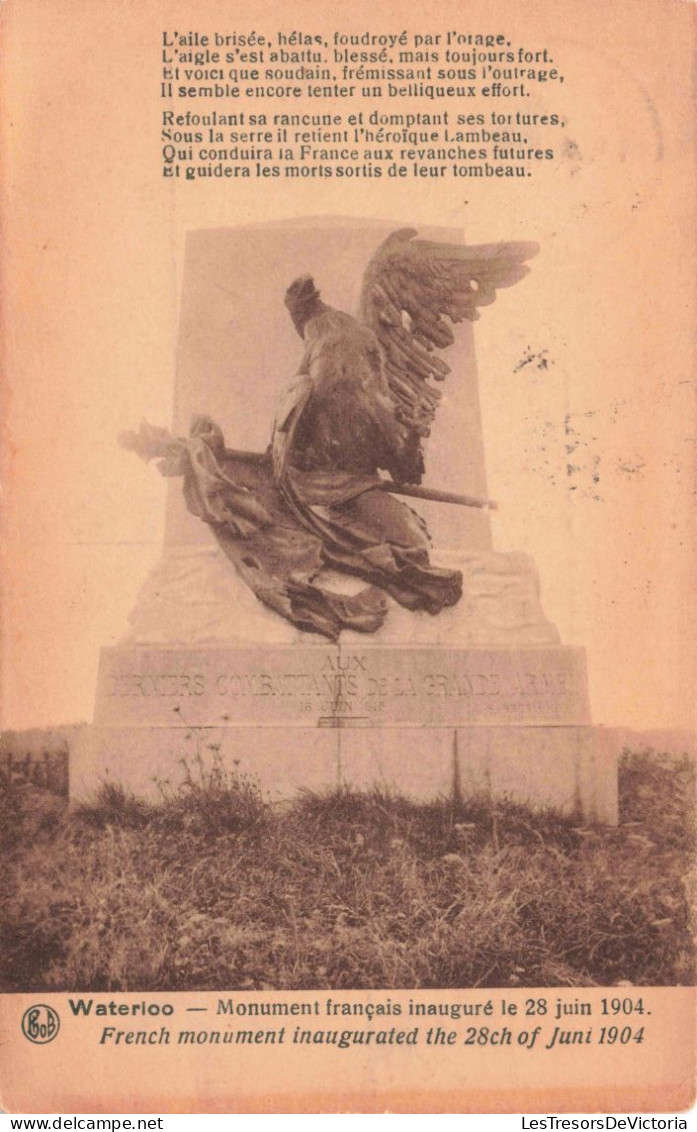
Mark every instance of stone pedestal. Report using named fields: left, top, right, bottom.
left=76, top=217, right=619, bottom=825
left=72, top=642, right=618, bottom=823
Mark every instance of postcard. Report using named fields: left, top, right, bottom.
left=1, top=0, right=695, bottom=1114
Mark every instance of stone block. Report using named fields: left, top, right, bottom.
left=456, top=725, right=619, bottom=824
left=75, top=641, right=618, bottom=823
left=93, top=642, right=591, bottom=729
left=337, top=728, right=454, bottom=799
left=71, top=725, right=340, bottom=804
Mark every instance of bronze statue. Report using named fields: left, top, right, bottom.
left=121, top=228, right=538, bottom=639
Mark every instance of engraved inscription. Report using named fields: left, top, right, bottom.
left=96, top=647, right=589, bottom=727
left=107, top=673, right=206, bottom=697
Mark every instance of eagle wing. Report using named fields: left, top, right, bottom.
left=358, top=228, right=539, bottom=465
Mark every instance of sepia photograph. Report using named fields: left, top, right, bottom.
left=1, top=0, right=694, bottom=1114
left=3, top=219, right=694, bottom=995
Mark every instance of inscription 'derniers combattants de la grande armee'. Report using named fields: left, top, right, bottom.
left=97, top=647, right=590, bottom=727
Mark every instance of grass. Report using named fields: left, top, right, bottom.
left=0, top=749, right=694, bottom=991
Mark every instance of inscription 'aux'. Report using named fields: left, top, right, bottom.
left=321, top=654, right=367, bottom=672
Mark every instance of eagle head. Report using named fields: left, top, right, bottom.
left=285, top=274, right=325, bottom=338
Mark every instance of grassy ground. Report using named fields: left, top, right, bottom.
left=1, top=749, right=694, bottom=991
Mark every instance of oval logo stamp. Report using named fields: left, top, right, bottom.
left=21, top=1004, right=60, bottom=1044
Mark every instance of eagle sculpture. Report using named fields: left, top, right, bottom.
left=121, top=228, right=538, bottom=640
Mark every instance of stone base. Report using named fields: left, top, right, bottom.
left=121, top=543, right=561, bottom=650
left=92, top=643, right=591, bottom=729
left=71, top=722, right=619, bottom=824
left=74, top=641, right=617, bottom=824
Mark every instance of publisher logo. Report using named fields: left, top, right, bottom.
left=21, top=1004, right=60, bottom=1044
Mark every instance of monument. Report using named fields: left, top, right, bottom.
left=72, top=218, right=618, bottom=823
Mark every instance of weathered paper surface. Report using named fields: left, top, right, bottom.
left=1, top=0, right=695, bottom=1114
